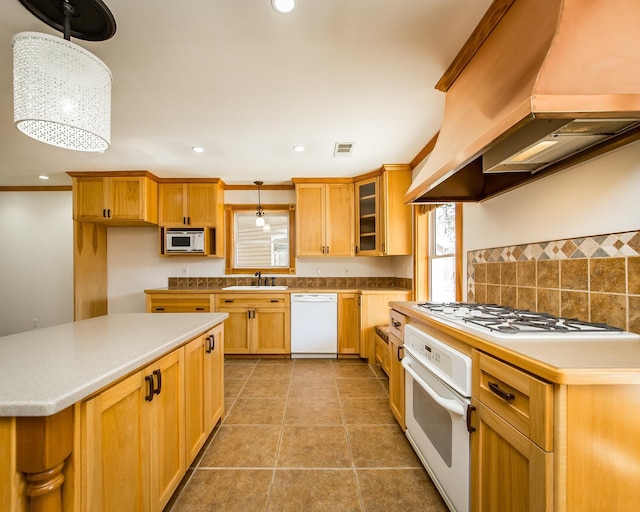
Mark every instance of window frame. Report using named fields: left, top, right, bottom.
left=413, top=203, right=463, bottom=302
left=224, top=204, right=296, bottom=274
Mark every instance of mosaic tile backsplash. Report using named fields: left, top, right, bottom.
left=467, top=230, right=640, bottom=333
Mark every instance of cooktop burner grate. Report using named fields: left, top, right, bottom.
left=415, top=302, right=624, bottom=335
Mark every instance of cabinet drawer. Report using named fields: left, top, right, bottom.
left=216, top=294, right=289, bottom=308
left=389, top=309, right=406, bottom=340
left=148, top=294, right=211, bottom=313
left=473, top=350, right=553, bottom=450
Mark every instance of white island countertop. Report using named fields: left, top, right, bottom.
left=0, top=313, right=228, bottom=417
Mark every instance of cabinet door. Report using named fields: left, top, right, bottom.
left=388, top=333, right=405, bottom=429
left=254, top=308, right=290, bottom=354
left=159, top=183, right=187, bottom=226
left=82, top=371, right=150, bottom=512
left=380, top=166, right=412, bottom=256
left=148, top=349, right=185, bottom=511
left=108, top=177, right=144, bottom=220
left=74, top=176, right=107, bottom=220
left=355, top=177, right=380, bottom=255
left=471, top=400, right=553, bottom=512
left=296, top=183, right=325, bottom=256
left=184, top=335, right=207, bottom=465
left=204, top=324, right=224, bottom=431
left=186, top=183, right=217, bottom=226
left=338, top=293, right=359, bottom=354
left=218, top=307, right=251, bottom=354
left=325, top=183, right=354, bottom=256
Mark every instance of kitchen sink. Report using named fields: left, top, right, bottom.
left=221, top=285, right=289, bottom=290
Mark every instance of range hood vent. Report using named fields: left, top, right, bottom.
left=405, top=0, right=640, bottom=203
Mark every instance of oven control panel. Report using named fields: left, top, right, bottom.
left=404, top=324, right=471, bottom=397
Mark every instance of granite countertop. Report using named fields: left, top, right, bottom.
left=0, top=313, right=228, bottom=417
left=390, top=301, right=640, bottom=385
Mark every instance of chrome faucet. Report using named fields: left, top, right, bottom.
left=254, top=271, right=262, bottom=286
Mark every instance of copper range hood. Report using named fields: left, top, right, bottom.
left=405, top=0, right=640, bottom=203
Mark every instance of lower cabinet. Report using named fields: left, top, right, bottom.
left=216, top=294, right=290, bottom=355
left=146, top=293, right=214, bottom=313
left=471, top=400, right=552, bottom=512
left=81, top=326, right=224, bottom=512
left=338, top=293, right=360, bottom=355
left=471, top=350, right=553, bottom=512
left=388, top=332, right=405, bottom=429
left=82, top=348, right=184, bottom=511
left=184, top=324, right=224, bottom=463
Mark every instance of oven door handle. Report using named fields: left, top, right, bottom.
left=402, top=359, right=466, bottom=417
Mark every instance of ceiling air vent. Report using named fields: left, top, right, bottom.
left=333, top=142, right=354, bottom=157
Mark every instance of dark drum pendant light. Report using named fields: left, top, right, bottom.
left=12, top=0, right=116, bottom=152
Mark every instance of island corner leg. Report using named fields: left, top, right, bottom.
left=16, top=407, right=74, bottom=512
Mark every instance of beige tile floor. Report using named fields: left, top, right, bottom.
left=165, top=358, right=448, bottom=512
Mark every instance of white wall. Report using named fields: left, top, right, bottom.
left=0, top=191, right=73, bottom=336
left=107, top=188, right=401, bottom=313
left=462, top=140, right=640, bottom=296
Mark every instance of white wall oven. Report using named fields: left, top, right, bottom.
left=402, top=323, right=472, bottom=512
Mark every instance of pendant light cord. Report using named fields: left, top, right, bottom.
left=62, top=0, right=73, bottom=40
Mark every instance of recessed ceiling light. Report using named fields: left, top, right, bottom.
left=293, top=145, right=305, bottom=152
left=38, top=175, right=50, bottom=180
left=191, top=146, right=204, bottom=153
left=272, top=0, right=296, bottom=14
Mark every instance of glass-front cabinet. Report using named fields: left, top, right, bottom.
left=355, top=177, right=379, bottom=255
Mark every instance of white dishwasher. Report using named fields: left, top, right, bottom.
left=290, top=293, right=338, bottom=358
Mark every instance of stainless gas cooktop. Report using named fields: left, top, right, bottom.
left=413, top=302, right=637, bottom=340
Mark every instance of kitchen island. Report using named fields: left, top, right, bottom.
left=0, top=312, right=228, bottom=512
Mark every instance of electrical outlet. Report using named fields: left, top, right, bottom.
left=181, top=265, right=188, bottom=277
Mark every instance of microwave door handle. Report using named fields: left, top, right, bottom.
left=402, top=359, right=465, bottom=417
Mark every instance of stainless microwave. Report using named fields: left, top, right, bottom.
left=165, top=230, right=205, bottom=253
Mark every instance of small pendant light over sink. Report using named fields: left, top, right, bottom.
left=12, top=0, right=116, bottom=152
left=255, top=181, right=266, bottom=227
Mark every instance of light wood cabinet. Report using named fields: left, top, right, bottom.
left=354, top=165, right=412, bottom=256
left=294, top=180, right=354, bottom=256
left=184, top=325, right=224, bottom=465
left=388, top=331, right=405, bottom=430
left=216, top=294, right=290, bottom=355
left=374, top=328, right=390, bottom=375
left=159, top=181, right=222, bottom=228
left=471, top=350, right=553, bottom=512
left=159, top=180, right=224, bottom=257
left=82, top=348, right=185, bottom=512
left=338, top=292, right=360, bottom=355
left=359, top=290, right=412, bottom=364
left=146, top=293, right=214, bottom=313
left=70, top=171, right=159, bottom=226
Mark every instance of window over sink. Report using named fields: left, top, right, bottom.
left=224, top=204, right=296, bottom=274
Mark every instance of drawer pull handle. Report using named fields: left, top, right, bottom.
left=154, top=307, right=165, bottom=311
left=225, top=300, right=234, bottom=303
left=488, top=382, right=515, bottom=402
left=195, top=307, right=205, bottom=311
left=270, top=299, right=279, bottom=303
left=144, top=375, right=154, bottom=402
left=392, top=320, right=401, bottom=328
left=398, top=346, right=404, bottom=362
left=153, top=369, right=162, bottom=396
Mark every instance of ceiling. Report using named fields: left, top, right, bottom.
left=0, top=0, right=492, bottom=187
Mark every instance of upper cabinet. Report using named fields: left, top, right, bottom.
left=69, top=171, right=159, bottom=226
left=159, top=180, right=225, bottom=258
left=293, top=180, right=354, bottom=257
left=354, top=164, right=412, bottom=256
left=159, top=181, right=222, bottom=228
